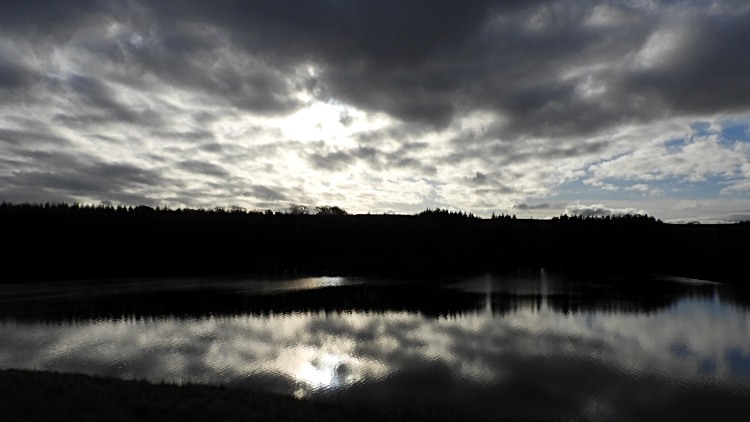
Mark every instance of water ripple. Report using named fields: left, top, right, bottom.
left=1, top=273, right=750, bottom=421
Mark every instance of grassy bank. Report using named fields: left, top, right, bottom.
left=0, top=369, right=459, bottom=422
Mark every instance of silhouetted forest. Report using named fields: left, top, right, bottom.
left=2, top=202, right=748, bottom=284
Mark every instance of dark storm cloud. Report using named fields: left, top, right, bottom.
left=86, top=19, right=306, bottom=116
left=0, top=1, right=115, bottom=37
left=466, top=172, right=489, bottom=186
left=446, top=137, right=609, bottom=166
left=3, top=163, right=159, bottom=193
left=177, top=160, right=229, bottom=178
left=514, top=203, right=552, bottom=210
left=0, top=61, right=39, bottom=92
left=0, top=151, right=165, bottom=205
left=0, top=151, right=179, bottom=205
left=123, top=0, right=750, bottom=133
left=308, top=150, right=354, bottom=172
left=2, top=0, right=749, bottom=135
left=621, top=13, right=750, bottom=115
left=198, top=143, right=223, bottom=153
left=307, top=143, right=436, bottom=174
left=144, top=0, right=503, bottom=64
left=244, top=185, right=288, bottom=202
left=0, top=129, right=72, bottom=147
left=151, top=130, right=215, bottom=142
left=0, top=4, right=305, bottom=117
left=37, top=74, right=164, bottom=132
left=9, top=0, right=520, bottom=126
left=62, top=75, right=164, bottom=127
left=474, top=186, right=518, bottom=196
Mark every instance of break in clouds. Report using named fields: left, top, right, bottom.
left=1, top=0, right=750, bottom=221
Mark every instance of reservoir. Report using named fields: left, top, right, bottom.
left=1, top=271, right=749, bottom=421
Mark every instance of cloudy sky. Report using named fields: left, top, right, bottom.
left=1, top=0, right=750, bottom=222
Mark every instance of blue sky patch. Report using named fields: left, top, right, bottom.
left=554, top=174, right=740, bottom=202
left=664, top=137, right=687, bottom=153
left=690, top=121, right=712, bottom=137
left=720, top=123, right=750, bottom=143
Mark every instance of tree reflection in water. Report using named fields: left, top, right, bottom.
left=0, top=272, right=749, bottom=421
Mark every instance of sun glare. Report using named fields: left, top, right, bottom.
left=295, top=351, right=344, bottom=388
left=277, top=101, right=388, bottom=147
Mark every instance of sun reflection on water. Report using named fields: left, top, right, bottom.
left=295, top=350, right=344, bottom=390
left=1, top=274, right=749, bottom=421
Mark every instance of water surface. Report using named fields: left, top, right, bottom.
left=1, top=271, right=749, bottom=421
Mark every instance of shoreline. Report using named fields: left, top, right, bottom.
left=0, top=369, right=469, bottom=422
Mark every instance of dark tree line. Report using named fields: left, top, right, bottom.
left=2, top=202, right=748, bottom=284
left=418, top=207, right=481, bottom=219
left=0, top=202, right=669, bottom=224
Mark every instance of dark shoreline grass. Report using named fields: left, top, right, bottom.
left=0, top=369, right=470, bottom=422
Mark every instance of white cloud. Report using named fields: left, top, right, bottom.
left=589, top=135, right=749, bottom=183
left=565, top=203, right=648, bottom=217
left=721, top=179, right=750, bottom=194
left=635, top=26, right=690, bottom=69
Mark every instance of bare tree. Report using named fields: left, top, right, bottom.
left=314, top=205, right=348, bottom=216
left=228, top=205, right=247, bottom=214
left=288, top=204, right=309, bottom=215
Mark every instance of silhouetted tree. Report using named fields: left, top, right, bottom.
left=287, top=204, right=309, bottom=215
left=228, top=205, right=247, bottom=214
left=314, top=205, right=348, bottom=216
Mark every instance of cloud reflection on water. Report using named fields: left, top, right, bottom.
left=0, top=279, right=749, bottom=421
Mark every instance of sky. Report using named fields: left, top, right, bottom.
left=1, top=0, right=750, bottom=222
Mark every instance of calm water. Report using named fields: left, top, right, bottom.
left=1, top=271, right=749, bottom=421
